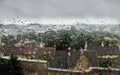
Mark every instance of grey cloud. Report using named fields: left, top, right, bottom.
left=0, top=0, right=120, bottom=20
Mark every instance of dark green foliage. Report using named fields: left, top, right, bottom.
left=1, top=35, right=17, bottom=46
left=0, top=58, right=9, bottom=75
left=22, top=32, right=37, bottom=40
left=38, top=52, right=53, bottom=61
left=1, top=28, right=119, bottom=51
left=16, top=34, right=22, bottom=42
left=43, top=30, right=59, bottom=47
left=56, top=31, right=71, bottom=50
left=0, top=55, right=22, bottom=75
left=99, top=59, right=113, bottom=68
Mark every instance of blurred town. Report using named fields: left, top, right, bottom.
left=0, top=23, right=120, bottom=75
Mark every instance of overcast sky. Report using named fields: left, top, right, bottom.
left=0, top=0, right=120, bottom=23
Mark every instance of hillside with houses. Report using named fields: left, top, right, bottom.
left=0, top=24, right=120, bottom=75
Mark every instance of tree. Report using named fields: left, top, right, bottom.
left=56, top=30, right=71, bottom=50
left=16, top=34, right=22, bottom=42
left=43, top=30, right=59, bottom=47
left=8, top=55, right=22, bottom=75
left=99, top=59, right=113, bottom=68
left=38, top=52, right=53, bottom=61
left=0, top=58, right=9, bottom=75
left=1, top=35, right=8, bottom=45
left=0, top=55, right=22, bottom=75
left=1, top=35, right=16, bottom=46
left=70, top=33, right=89, bottom=50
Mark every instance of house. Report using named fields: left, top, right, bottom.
left=14, top=40, right=55, bottom=58
left=49, top=44, right=120, bottom=70
left=39, top=47, right=55, bottom=56
left=85, top=45, right=120, bottom=68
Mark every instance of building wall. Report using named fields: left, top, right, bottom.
left=20, top=60, right=48, bottom=75
left=48, top=70, right=120, bottom=75
left=19, top=60, right=120, bottom=75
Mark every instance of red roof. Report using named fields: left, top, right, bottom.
left=39, top=47, right=55, bottom=56
left=23, top=48, right=36, bottom=55
left=14, top=46, right=55, bottom=56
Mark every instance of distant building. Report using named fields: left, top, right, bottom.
left=85, top=44, right=120, bottom=68
left=14, top=40, right=55, bottom=58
